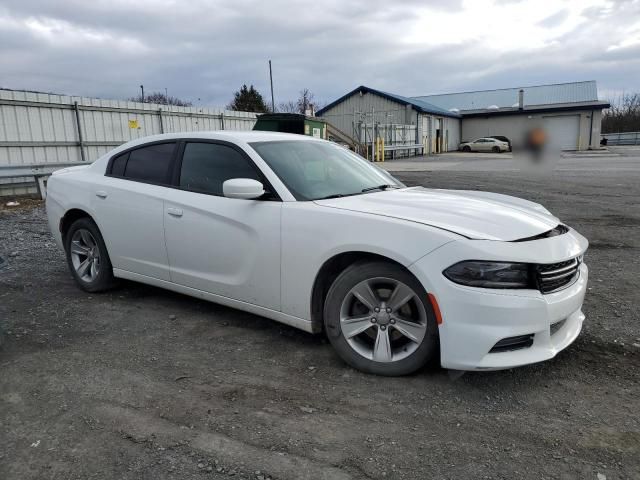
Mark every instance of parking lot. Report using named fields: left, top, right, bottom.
left=1, top=147, right=639, bottom=480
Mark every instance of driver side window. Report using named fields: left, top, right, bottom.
left=179, top=142, right=261, bottom=196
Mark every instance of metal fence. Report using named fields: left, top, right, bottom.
left=0, top=89, right=258, bottom=196
left=601, top=131, right=640, bottom=146
left=356, top=123, right=420, bottom=160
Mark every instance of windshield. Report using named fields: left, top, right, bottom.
left=250, top=140, right=404, bottom=200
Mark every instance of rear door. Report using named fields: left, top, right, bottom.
left=162, top=141, right=282, bottom=311
left=92, top=142, right=176, bottom=280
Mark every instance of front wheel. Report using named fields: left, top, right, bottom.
left=462, top=145, right=471, bottom=152
left=324, top=261, right=439, bottom=376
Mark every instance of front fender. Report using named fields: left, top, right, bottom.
left=280, top=202, right=459, bottom=321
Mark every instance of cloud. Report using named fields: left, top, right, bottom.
left=537, top=9, right=569, bottom=28
left=0, top=0, right=638, bottom=107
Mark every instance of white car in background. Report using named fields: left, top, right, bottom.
left=46, top=131, right=588, bottom=375
left=459, top=137, right=510, bottom=153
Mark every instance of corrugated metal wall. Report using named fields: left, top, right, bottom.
left=321, top=93, right=421, bottom=155
left=319, top=91, right=415, bottom=135
left=319, top=91, right=466, bottom=157
left=318, top=91, right=426, bottom=158
left=0, top=89, right=257, bottom=196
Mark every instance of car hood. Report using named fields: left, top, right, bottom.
left=314, top=187, right=560, bottom=241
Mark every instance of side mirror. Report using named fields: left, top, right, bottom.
left=222, top=178, right=265, bottom=200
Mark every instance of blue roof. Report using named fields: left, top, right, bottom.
left=411, top=81, right=600, bottom=112
left=316, top=85, right=461, bottom=118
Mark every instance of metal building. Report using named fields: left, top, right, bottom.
left=318, top=81, right=610, bottom=154
left=316, top=86, right=461, bottom=158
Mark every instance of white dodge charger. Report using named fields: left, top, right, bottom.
left=46, top=131, right=588, bottom=375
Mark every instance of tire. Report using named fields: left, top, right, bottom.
left=462, top=146, right=471, bottom=152
left=324, top=261, right=439, bottom=376
left=492, top=146, right=501, bottom=153
left=64, top=217, right=116, bottom=293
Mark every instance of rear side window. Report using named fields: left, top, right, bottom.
left=110, top=152, right=129, bottom=177
left=117, top=142, right=176, bottom=184
left=179, top=142, right=261, bottom=196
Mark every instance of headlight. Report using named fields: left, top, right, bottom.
left=443, top=261, right=533, bottom=289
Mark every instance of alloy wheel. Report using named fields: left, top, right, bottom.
left=70, top=229, right=100, bottom=283
left=339, top=277, right=428, bottom=363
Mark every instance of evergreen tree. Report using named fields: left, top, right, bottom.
left=228, top=84, right=269, bottom=113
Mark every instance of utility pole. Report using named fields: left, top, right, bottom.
left=140, top=85, right=144, bottom=102
left=165, top=87, right=168, bottom=103
left=269, top=60, right=275, bottom=113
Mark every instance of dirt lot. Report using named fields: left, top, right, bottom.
left=1, top=151, right=639, bottom=480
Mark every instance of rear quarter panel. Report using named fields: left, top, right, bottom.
left=46, top=166, right=101, bottom=248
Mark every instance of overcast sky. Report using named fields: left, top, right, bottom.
left=0, top=0, right=638, bottom=108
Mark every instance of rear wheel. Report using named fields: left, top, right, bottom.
left=492, top=146, right=501, bottom=153
left=64, top=217, right=116, bottom=292
left=324, top=261, right=438, bottom=376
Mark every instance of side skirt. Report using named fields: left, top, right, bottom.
left=112, top=268, right=315, bottom=333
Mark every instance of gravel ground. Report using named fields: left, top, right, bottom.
left=1, top=152, right=639, bottom=480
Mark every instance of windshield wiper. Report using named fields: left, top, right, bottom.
left=315, top=191, right=366, bottom=200
left=315, top=193, right=346, bottom=200
left=361, top=184, right=398, bottom=193
left=315, top=185, right=398, bottom=200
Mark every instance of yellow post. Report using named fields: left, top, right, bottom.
left=381, top=138, right=385, bottom=162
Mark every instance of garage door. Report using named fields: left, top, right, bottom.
left=544, top=115, right=580, bottom=150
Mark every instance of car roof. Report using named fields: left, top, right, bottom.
left=121, top=130, right=314, bottom=147
left=90, top=130, right=323, bottom=173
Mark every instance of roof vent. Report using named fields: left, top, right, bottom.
left=512, top=102, right=520, bottom=108
left=518, top=89, right=524, bottom=110
left=449, top=107, right=460, bottom=113
left=487, top=105, right=499, bottom=110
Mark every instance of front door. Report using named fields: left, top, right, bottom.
left=163, top=141, right=281, bottom=311
left=476, top=139, right=489, bottom=151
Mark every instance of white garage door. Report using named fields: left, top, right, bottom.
left=544, top=115, right=580, bottom=150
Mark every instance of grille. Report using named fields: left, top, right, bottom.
left=537, top=257, right=580, bottom=293
left=490, top=334, right=534, bottom=353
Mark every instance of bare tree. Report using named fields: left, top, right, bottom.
left=297, top=88, right=315, bottom=115
left=276, top=89, right=322, bottom=115
left=602, top=93, right=640, bottom=133
left=277, top=100, right=299, bottom=113
left=129, top=92, right=192, bottom=107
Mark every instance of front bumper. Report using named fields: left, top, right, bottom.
left=409, top=229, right=588, bottom=370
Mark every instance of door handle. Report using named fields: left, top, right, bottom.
left=96, top=191, right=108, bottom=199
left=167, top=207, right=183, bottom=217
